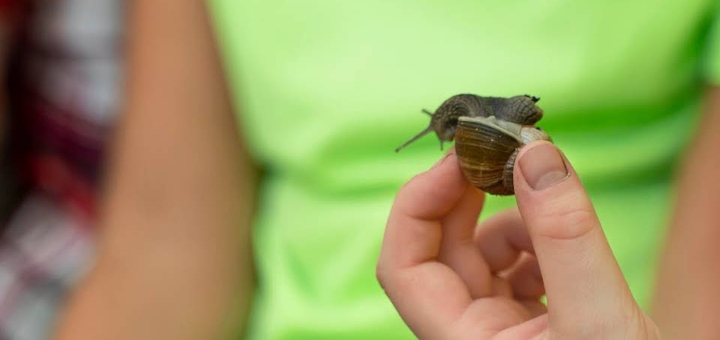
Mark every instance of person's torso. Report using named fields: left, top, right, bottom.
left=210, top=1, right=717, bottom=339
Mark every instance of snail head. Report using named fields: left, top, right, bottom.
left=395, top=107, right=460, bottom=152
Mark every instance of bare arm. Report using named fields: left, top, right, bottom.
left=52, top=1, right=256, bottom=339
left=651, top=86, right=720, bottom=339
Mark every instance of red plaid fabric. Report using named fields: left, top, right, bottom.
left=0, top=0, right=121, bottom=338
left=0, top=192, right=94, bottom=339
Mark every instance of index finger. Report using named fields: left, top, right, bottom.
left=377, top=151, right=474, bottom=337
left=383, top=151, right=468, bottom=269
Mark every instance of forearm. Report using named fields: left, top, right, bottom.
left=651, top=86, right=720, bottom=340
left=52, top=1, right=256, bottom=339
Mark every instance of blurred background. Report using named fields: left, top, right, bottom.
left=0, top=0, right=121, bottom=338
left=0, top=0, right=715, bottom=339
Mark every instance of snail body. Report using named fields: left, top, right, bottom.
left=396, top=94, right=552, bottom=195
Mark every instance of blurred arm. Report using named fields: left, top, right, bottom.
left=52, top=1, right=257, bottom=339
left=651, top=86, right=720, bottom=340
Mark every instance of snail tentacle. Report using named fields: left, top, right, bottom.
left=395, top=125, right=434, bottom=153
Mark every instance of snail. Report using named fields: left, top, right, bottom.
left=395, top=94, right=552, bottom=195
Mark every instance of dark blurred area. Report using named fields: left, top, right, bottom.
left=0, top=0, right=121, bottom=338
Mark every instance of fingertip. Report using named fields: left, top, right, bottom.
left=395, top=150, right=468, bottom=220
left=515, top=140, right=554, bottom=161
left=514, top=141, right=570, bottom=192
left=431, top=147, right=458, bottom=170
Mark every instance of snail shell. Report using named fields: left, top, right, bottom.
left=395, top=93, right=552, bottom=195
left=455, top=116, right=551, bottom=195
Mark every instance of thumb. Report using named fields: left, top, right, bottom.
left=513, top=141, right=637, bottom=334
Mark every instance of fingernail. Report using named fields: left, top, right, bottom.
left=519, top=143, right=568, bottom=190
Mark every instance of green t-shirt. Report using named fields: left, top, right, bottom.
left=209, top=1, right=720, bottom=339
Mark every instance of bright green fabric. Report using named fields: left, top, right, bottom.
left=706, top=3, right=720, bottom=83
left=209, top=1, right=720, bottom=339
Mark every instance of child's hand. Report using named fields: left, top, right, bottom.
left=377, top=141, right=660, bottom=340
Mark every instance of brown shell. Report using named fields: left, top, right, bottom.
left=455, top=118, right=521, bottom=195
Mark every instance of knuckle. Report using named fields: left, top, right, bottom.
left=558, top=208, right=597, bottom=237
left=532, top=201, right=598, bottom=241
left=375, top=263, right=390, bottom=290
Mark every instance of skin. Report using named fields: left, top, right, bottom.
left=651, top=86, right=720, bottom=339
left=50, top=1, right=257, bottom=339
left=376, top=141, right=660, bottom=339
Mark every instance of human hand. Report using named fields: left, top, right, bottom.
left=377, top=141, right=660, bottom=339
